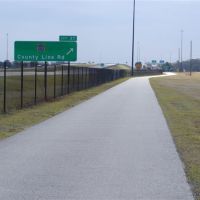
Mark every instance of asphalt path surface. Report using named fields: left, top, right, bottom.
left=0, top=75, right=193, bottom=200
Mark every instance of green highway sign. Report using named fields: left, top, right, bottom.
left=15, top=41, right=77, bottom=61
left=152, top=60, right=157, bottom=64
left=59, top=35, right=77, bottom=42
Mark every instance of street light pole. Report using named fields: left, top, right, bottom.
left=131, top=0, right=136, bottom=76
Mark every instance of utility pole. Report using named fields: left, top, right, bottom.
left=131, top=0, right=136, bottom=76
left=6, top=33, right=9, bottom=61
left=180, top=30, right=183, bottom=72
left=178, top=48, right=180, bottom=72
left=190, top=40, right=192, bottom=76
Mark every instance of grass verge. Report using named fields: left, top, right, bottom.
left=0, top=72, right=88, bottom=112
left=0, top=77, right=129, bottom=140
left=150, top=73, right=200, bottom=200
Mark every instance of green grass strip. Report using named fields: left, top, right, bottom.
left=150, top=75, right=200, bottom=200
left=0, top=77, right=129, bottom=140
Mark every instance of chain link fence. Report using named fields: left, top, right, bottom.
left=0, top=62, right=128, bottom=113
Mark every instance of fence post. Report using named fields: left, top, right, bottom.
left=82, top=67, right=84, bottom=89
left=72, top=67, right=75, bottom=91
left=92, top=68, right=94, bottom=86
left=93, top=68, right=95, bottom=86
left=77, top=67, right=80, bottom=91
left=67, top=62, right=70, bottom=94
left=97, top=69, right=99, bottom=85
left=34, top=62, right=37, bottom=105
left=3, top=61, right=7, bottom=113
left=91, top=68, right=93, bottom=87
left=96, top=68, right=97, bottom=85
left=106, top=70, right=108, bottom=83
left=101, top=69, right=103, bottom=84
left=61, top=65, right=64, bottom=96
left=104, top=69, right=106, bottom=83
left=20, top=61, right=24, bottom=109
left=96, top=69, right=98, bottom=85
left=44, top=61, right=47, bottom=101
left=85, top=68, right=87, bottom=89
left=54, top=64, right=56, bottom=99
left=88, top=68, right=90, bottom=87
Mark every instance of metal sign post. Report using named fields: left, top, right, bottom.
left=21, top=61, right=24, bottom=109
left=44, top=61, right=47, bottom=101
left=54, top=65, right=57, bottom=99
left=34, top=62, right=37, bottom=105
left=67, top=62, right=70, bottom=94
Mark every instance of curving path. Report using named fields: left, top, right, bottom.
left=0, top=75, right=193, bottom=199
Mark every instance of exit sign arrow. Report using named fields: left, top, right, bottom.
left=66, top=48, right=74, bottom=56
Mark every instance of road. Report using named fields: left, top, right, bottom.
left=0, top=75, right=193, bottom=200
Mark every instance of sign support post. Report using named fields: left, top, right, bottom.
left=54, top=65, right=56, bottom=99
left=34, top=62, right=37, bottom=105
left=44, top=61, right=47, bottom=101
left=21, top=61, right=24, bottom=109
left=67, top=62, right=70, bottom=94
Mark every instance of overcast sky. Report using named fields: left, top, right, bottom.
left=0, top=0, right=199, bottom=64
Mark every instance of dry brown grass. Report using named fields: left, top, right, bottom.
left=150, top=72, right=200, bottom=199
left=156, top=73, right=200, bottom=100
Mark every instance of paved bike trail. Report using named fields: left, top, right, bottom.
left=0, top=76, right=193, bottom=199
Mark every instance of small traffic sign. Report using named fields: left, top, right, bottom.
left=59, top=36, right=77, bottom=42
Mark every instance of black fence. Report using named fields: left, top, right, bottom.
left=0, top=62, right=128, bottom=113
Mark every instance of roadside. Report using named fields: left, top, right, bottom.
left=150, top=73, right=200, bottom=200
left=0, top=77, right=129, bottom=140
